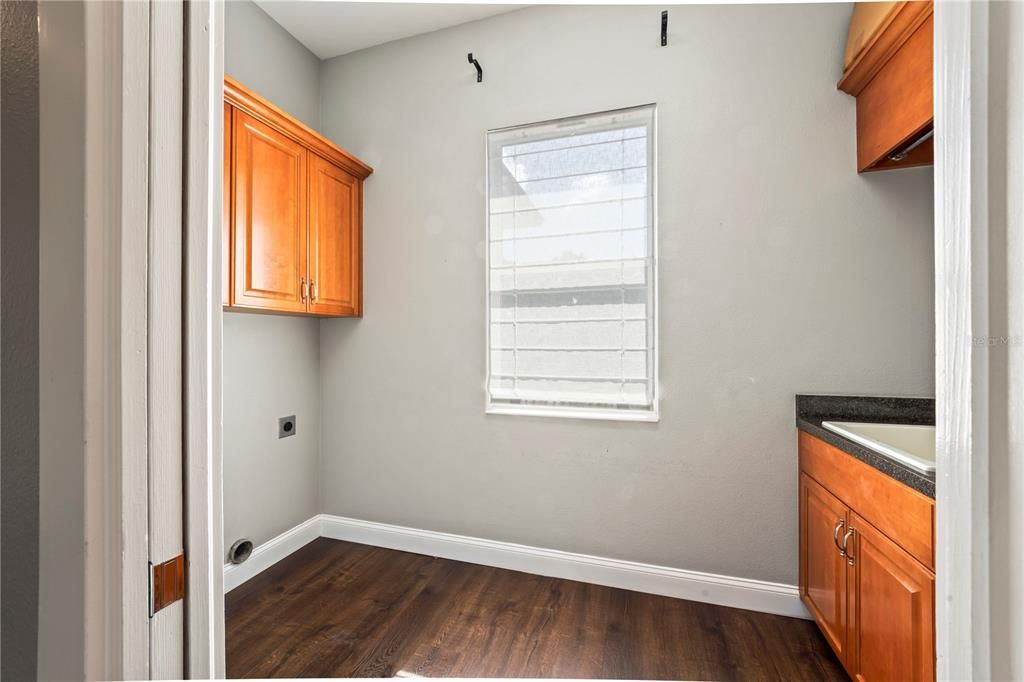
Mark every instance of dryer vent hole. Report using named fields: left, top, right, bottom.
left=229, top=538, right=254, bottom=565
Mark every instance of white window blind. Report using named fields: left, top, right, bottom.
left=486, top=104, right=658, bottom=421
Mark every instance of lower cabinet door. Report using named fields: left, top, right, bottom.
left=799, top=473, right=850, bottom=664
left=847, top=512, right=935, bottom=682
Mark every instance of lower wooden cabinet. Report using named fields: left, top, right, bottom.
left=223, top=75, right=372, bottom=317
left=799, top=433, right=935, bottom=681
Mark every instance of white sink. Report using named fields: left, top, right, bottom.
left=821, top=421, right=936, bottom=474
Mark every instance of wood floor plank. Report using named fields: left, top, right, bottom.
left=226, top=538, right=846, bottom=680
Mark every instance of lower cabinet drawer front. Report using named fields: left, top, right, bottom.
left=798, top=431, right=934, bottom=571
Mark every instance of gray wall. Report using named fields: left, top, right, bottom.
left=225, top=0, right=320, bottom=128
left=224, top=0, right=322, bottom=549
left=1, top=1, right=40, bottom=678
left=223, top=315, right=320, bottom=548
left=316, top=4, right=935, bottom=585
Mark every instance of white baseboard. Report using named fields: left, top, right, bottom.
left=224, top=514, right=808, bottom=619
left=223, top=516, right=320, bottom=592
left=318, top=514, right=810, bottom=620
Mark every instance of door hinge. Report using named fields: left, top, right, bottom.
left=149, top=554, right=186, bottom=617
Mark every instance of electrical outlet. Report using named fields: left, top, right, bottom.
left=278, top=415, right=296, bottom=439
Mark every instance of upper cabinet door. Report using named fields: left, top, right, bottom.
left=846, top=513, right=935, bottom=682
left=800, top=473, right=850, bottom=666
left=223, top=102, right=233, bottom=306
left=232, top=109, right=308, bottom=313
left=308, top=153, right=362, bottom=317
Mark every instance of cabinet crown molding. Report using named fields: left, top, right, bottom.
left=837, top=1, right=933, bottom=96
left=225, top=74, right=373, bottom=180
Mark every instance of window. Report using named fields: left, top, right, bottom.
left=486, top=105, right=658, bottom=421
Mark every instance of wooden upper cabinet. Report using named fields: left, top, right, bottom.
left=838, top=2, right=933, bottom=172
left=223, top=102, right=233, bottom=306
left=800, top=474, right=850, bottom=665
left=308, top=154, right=362, bottom=316
left=231, top=109, right=309, bottom=313
left=223, top=75, right=372, bottom=317
left=847, top=512, right=935, bottom=682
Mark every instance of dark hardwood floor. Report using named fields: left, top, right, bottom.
left=226, top=538, right=845, bottom=680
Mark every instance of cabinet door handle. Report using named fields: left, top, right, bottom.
left=310, top=280, right=317, bottom=302
left=301, top=277, right=308, bottom=303
left=842, top=528, right=855, bottom=565
left=833, top=519, right=846, bottom=556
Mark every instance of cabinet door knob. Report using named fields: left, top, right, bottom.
left=301, top=277, right=308, bottom=303
left=833, top=519, right=846, bottom=556
left=842, top=528, right=855, bottom=565
left=311, top=280, right=318, bottom=302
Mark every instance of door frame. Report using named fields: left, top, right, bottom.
left=934, top=1, right=1024, bottom=678
left=83, top=1, right=151, bottom=678
left=933, top=3, right=994, bottom=680
left=110, top=0, right=1007, bottom=678
left=183, top=0, right=226, bottom=677
left=83, top=0, right=225, bottom=678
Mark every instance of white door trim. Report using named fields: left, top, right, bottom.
left=116, top=3, right=153, bottom=676
left=183, top=0, right=226, bottom=677
left=147, top=0, right=187, bottom=676
left=934, top=2, right=992, bottom=679
left=82, top=0, right=152, bottom=678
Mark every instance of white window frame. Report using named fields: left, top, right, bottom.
left=483, top=105, right=659, bottom=423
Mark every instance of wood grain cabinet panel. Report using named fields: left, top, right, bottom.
left=223, top=102, right=233, bottom=306
left=231, top=109, right=308, bottom=313
left=223, top=75, right=372, bottom=317
left=799, top=474, right=850, bottom=664
left=308, top=154, right=362, bottom=316
left=847, top=513, right=935, bottom=682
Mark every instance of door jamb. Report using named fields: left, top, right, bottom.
left=934, top=2, right=993, bottom=679
left=183, top=0, right=226, bottom=677
left=83, top=0, right=151, bottom=678
left=87, top=0, right=228, bottom=677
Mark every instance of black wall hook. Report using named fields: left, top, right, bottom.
left=467, top=52, right=483, bottom=82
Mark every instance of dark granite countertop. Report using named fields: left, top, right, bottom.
left=796, top=394, right=935, bottom=498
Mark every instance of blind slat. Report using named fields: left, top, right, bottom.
left=491, top=225, right=649, bottom=244
left=500, top=134, right=649, bottom=159
left=489, top=255, right=649, bottom=272
left=489, top=194, right=648, bottom=217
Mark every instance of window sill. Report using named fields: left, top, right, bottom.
left=485, top=404, right=660, bottom=423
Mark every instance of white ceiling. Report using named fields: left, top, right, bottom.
left=254, top=2, right=524, bottom=60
